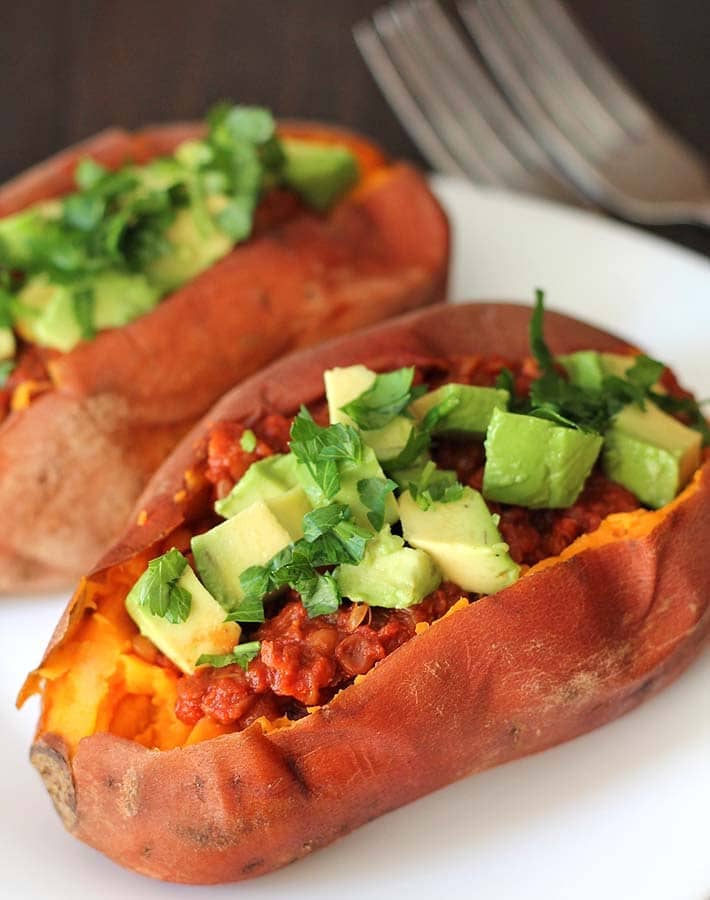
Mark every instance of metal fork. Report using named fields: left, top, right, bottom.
left=353, top=0, right=587, bottom=205
left=356, top=0, right=710, bottom=226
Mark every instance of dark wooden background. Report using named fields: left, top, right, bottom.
left=3, top=0, right=709, bottom=253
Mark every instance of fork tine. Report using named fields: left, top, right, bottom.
left=458, top=0, right=606, bottom=202
left=404, top=0, right=585, bottom=202
left=491, top=0, right=631, bottom=149
left=353, top=19, right=469, bottom=178
left=471, top=0, right=614, bottom=163
left=371, top=5, right=511, bottom=184
left=533, top=0, right=652, bottom=135
left=391, top=1, right=557, bottom=193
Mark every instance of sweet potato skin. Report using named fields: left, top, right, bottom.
left=0, top=123, right=449, bottom=592
left=27, top=303, right=710, bottom=883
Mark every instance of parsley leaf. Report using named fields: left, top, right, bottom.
left=236, top=499, right=372, bottom=618
left=406, top=461, right=464, bottom=510
left=357, top=477, right=397, bottom=530
left=196, top=640, right=261, bottom=671
left=530, top=288, right=555, bottom=373
left=134, top=548, right=192, bottom=624
left=341, top=367, right=423, bottom=430
left=289, top=407, right=363, bottom=499
left=302, top=503, right=351, bottom=541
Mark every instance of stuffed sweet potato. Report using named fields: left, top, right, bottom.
left=0, top=107, right=448, bottom=592
left=20, top=301, right=710, bottom=884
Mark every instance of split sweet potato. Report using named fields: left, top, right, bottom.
left=0, top=121, right=449, bottom=592
left=21, top=303, right=710, bottom=884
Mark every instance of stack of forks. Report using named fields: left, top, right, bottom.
left=355, top=0, right=710, bottom=226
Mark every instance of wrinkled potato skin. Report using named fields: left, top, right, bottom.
left=29, top=303, right=710, bottom=883
left=0, top=122, right=449, bottom=593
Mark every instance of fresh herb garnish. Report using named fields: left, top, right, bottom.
left=407, top=461, right=464, bottom=510
left=341, top=367, right=426, bottom=430
left=289, top=407, right=364, bottom=499
left=133, top=548, right=192, bottom=624
left=357, top=477, right=397, bottom=530
left=235, top=501, right=372, bottom=618
left=383, top=390, right=461, bottom=473
left=196, top=640, right=261, bottom=671
left=240, top=428, right=257, bottom=452
left=525, top=291, right=674, bottom=435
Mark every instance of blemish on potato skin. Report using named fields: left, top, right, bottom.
left=241, top=858, right=265, bottom=875
left=175, top=823, right=239, bottom=850
left=193, top=775, right=206, bottom=802
left=118, top=768, right=140, bottom=817
left=283, top=754, right=311, bottom=796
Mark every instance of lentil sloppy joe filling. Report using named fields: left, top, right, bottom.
left=168, top=350, right=694, bottom=731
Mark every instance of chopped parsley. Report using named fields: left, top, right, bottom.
left=341, top=367, right=425, bottom=430
left=0, top=360, right=14, bottom=386
left=357, top=476, right=397, bottom=530
left=234, top=501, right=372, bottom=619
left=133, top=548, right=192, bottom=624
left=196, top=640, right=261, bottom=671
left=289, top=407, right=364, bottom=498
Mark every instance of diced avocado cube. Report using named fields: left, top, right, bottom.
left=399, top=487, right=519, bottom=595
left=0, top=203, right=59, bottom=269
left=0, top=327, right=15, bottom=360
left=482, top=408, right=603, bottom=508
left=14, top=271, right=161, bottom=353
left=602, top=400, right=702, bottom=508
left=296, top=445, right=398, bottom=530
left=215, top=453, right=302, bottom=518
left=324, top=364, right=414, bottom=462
left=14, top=276, right=79, bottom=352
left=126, top=564, right=241, bottom=675
left=147, top=205, right=232, bottom=292
left=192, top=499, right=301, bottom=611
left=263, top=487, right=312, bottom=539
left=557, top=351, right=637, bottom=391
left=92, top=272, right=161, bottom=329
left=335, top=528, right=441, bottom=608
left=281, top=138, right=359, bottom=210
left=361, top=416, right=415, bottom=462
left=410, top=383, right=509, bottom=437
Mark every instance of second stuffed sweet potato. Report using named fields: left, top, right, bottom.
left=0, top=111, right=449, bottom=592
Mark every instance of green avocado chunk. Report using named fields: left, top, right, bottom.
left=602, top=400, right=701, bottom=508
left=281, top=138, right=359, bottom=211
left=296, top=445, right=398, bottom=530
left=146, top=203, right=232, bottom=293
left=335, top=528, right=441, bottom=608
left=557, top=351, right=636, bottom=391
left=192, top=497, right=306, bottom=612
left=215, top=453, right=301, bottom=518
left=410, top=383, right=509, bottom=437
left=398, top=486, right=519, bottom=595
left=14, top=271, right=161, bottom=352
left=0, top=327, right=15, bottom=360
left=482, top=408, right=603, bottom=508
left=125, top=564, right=241, bottom=675
left=324, top=364, right=414, bottom=462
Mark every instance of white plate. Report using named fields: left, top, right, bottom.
left=2, top=177, right=709, bottom=900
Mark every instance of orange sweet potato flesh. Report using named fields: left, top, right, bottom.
left=23, top=303, right=710, bottom=883
left=0, top=121, right=448, bottom=593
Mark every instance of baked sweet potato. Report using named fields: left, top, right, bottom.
left=20, top=302, right=710, bottom=884
left=0, top=119, right=448, bottom=592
